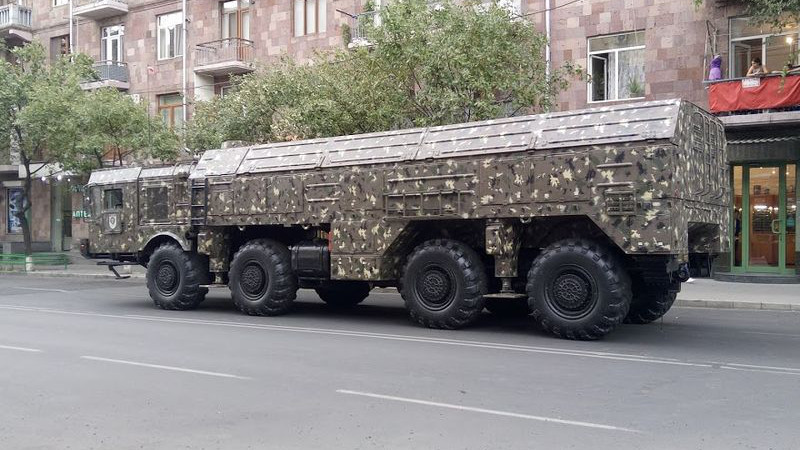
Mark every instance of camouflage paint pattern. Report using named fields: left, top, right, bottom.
left=86, top=100, right=729, bottom=281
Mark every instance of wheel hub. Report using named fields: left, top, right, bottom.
left=416, top=266, right=454, bottom=309
left=240, top=263, right=267, bottom=297
left=156, top=262, right=178, bottom=295
left=551, top=272, right=591, bottom=311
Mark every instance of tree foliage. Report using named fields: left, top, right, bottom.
left=695, top=0, right=800, bottom=29
left=187, top=0, right=580, bottom=150
left=0, top=42, right=179, bottom=254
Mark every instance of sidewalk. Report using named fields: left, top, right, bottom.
left=677, top=278, right=800, bottom=311
left=3, top=253, right=798, bottom=312
left=0, top=250, right=145, bottom=279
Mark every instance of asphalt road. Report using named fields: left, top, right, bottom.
left=0, top=276, right=798, bottom=450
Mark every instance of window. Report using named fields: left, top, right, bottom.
left=730, top=17, right=799, bottom=78
left=222, top=0, right=251, bottom=40
left=158, top=93, right=184, bottom=129
left=294, top=0, right=327, bottom=37
left=480, top=0, right=521, bottom=15
left=158, top=12, right=184, bottom=60
left=144, top=187, right=169, bottom=222
left=588, top=31, right=645, bottom=102
left=220, top=84, right=236, bottom=98
left=101, top=25, right=125, bottom=62
left=7, top=188, right=23, bottom=234
left=103, top=189, right=123, bottom=211
left=53, top=0, right=68, bottom=6
left=49, top=35, right=70, bottom=61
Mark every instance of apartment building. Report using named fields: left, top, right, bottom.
left=1, top=0, right=799, bottom=282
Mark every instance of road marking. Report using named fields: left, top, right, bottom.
left=726, top=363, right=800, bottom=373
left=0, top=344, right=42, bottom=353
left=745, top=331, right=800, bottom=339
left=80, top=356, right=251, bottom=380
left=721, top=366, right=800, bottom=377
left=1, top=304, right=798, bottom=378
left=13, top=287, right=70, bottom=293
left=336, top=389, right=639, bottom=433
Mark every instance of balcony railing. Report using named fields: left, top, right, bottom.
left=348, top=10, right=379, bottom=49
left=194, top=38, right=255, bottom=76
left=81, top=61, right=130, bottom=90
left=0, top=3, right=32, bottom=42
left=707, top=73, right=800, bottom=115
left=73, top=0, right=127, bottom=20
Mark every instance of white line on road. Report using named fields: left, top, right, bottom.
left=2, top=304, right=799, bottom=377
left=726, top=363, right=800, bottom=374
left=336, top=389, right=640, bottom=433
left=80, top=356, right=251, bottom=380
left=13, top=287, right=70, bottom=293
left=0, top=344, right=42, bottom=353
left=721, top=366, right=800, bottom=377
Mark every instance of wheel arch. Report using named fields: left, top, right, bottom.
left=140, top=233, right=190, bottom=265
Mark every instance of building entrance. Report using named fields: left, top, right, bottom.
left=732, top=164, right=797, bottom=273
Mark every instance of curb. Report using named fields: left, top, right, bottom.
left=0, top=271, right=145, bottom=280
left=675, top=299, right=800, bottom=312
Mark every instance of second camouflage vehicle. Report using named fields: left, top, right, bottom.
left=81, top=99, right=729, bottom=340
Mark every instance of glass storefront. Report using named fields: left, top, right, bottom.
left=731, top=164, right=797, bottom=274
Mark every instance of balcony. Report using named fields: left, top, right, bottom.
left=707, top=73, right=800, bottom=128
left=73, top=0, right=127, bottom=20
left=347, top=10, right=379, bottom=49
left=81, top=61, right=130, bottom=91
left=0, top=2, right=32, bottom=45
left=194, top=38, right=255, bottom=76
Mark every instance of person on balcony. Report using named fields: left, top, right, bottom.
left=708, top=55, right=722, bottom=81
left=746, top=57, right=769, bottom=77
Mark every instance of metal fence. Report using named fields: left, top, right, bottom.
left=350, top=10, right=379, bottom=46
left=92, top=61, right=129, bottom=83
left=195, top=38, right=255, bottom=68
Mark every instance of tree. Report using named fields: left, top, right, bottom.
left=694, top=0, right=800, bottom=29
left=187, top=0, right=579, bottom=150
left=0, top=43, right=179, bottom=254
left=72, top=88, right=178, bottom=172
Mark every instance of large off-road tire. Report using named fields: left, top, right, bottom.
left=146, top=244, right=207, bottom=310
left=400, top=239, right=488, bottom=329
left=315, top=281, right=371, bottom=308
left=484, top=298, right=531, bottom=317
left=229, top=239, right=298, bottom=316
left=526, top=239, right=631, bottom=340
left=624, top=286, right=677, bottom=324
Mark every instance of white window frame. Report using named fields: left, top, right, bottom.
left=53, top=0, right=68, bottom=7
left=157, top=11, right=184, bottom=61
left=101, top=25, right=125, bottom=63
left=587, top=31, right=646, bottom=104
left=729, top=17, right=800, bottom=79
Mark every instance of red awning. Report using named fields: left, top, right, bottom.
left=708, top=74, right=800, bottom=113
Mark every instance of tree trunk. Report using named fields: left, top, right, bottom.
left=18, top=161, right=34, bottom=256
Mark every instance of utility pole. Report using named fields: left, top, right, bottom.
left=181, top=0, right=188, bottom=131
left=545, top=0, right=551, bottom=78
left=68, top=0, right=74, bottom=54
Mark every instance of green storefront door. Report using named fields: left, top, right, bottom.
left=732, top=164, right=797, bottom=274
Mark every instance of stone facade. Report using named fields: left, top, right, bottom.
left=27, top=0, right=749, bottom=122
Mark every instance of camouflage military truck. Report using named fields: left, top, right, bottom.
left=81, top=100, right=729, bottom=340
